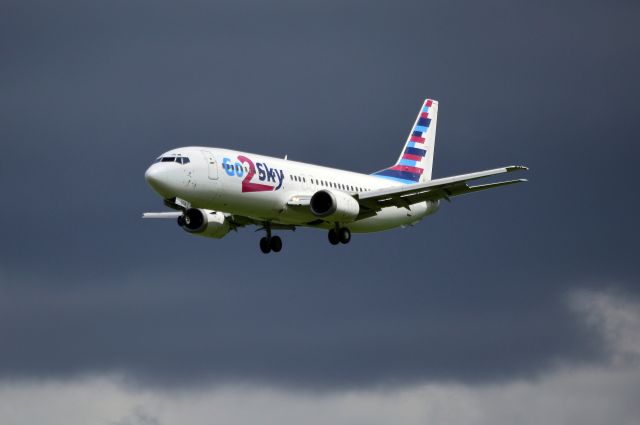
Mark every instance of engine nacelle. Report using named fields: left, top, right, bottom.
left=309, top=189, right=360, bottom=222
left=179, top=208, right=230, bottom=239
left=425, top=200, right=440, bottom=216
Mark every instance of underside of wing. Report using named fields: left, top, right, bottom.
left=224, top=214, right=297, bottom=231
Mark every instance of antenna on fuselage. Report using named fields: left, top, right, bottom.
left=284, top=155, right=288, bottom=160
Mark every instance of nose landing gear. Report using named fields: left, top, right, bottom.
left=328, top=226, right=351, bottom=245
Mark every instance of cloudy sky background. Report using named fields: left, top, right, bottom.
left=1, top=0, right=639, bottom=424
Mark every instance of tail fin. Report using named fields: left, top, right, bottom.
left=372, top=98, right=438, bottom=184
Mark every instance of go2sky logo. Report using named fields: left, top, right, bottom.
left=223, top=155, right=285, bottom=193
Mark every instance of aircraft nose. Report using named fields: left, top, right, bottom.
left=145, top=163, right=173, bottom=196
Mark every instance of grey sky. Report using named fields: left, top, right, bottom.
left=0, top=0, right=638, bottom=390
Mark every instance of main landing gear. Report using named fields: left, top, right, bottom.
left=260, top=235, right=282, bottom=254
left=328, top=227, right=351, bottom=245
left=259, top=224, right=282, bottom=254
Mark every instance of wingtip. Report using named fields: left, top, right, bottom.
left=507, top=165, right=529, bottom=172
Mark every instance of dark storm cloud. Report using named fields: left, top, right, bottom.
left=0, top=0, right=638, bottom=388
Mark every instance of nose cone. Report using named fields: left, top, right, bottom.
left=145, top=163, right=174, bottom=197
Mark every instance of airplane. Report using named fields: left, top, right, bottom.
left=143, top=98, right=528, bottom=253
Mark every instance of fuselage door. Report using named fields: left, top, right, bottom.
left=202, top=150, right=218, bottom=180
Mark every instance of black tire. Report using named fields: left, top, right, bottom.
left=177, top=215, right=185, bottom=227
left=338, top=227, right=351, bottom=244
left=270, top=235, right=283, bottom=252
left=259, top=237, right=271, bottom=254
left=328, top=229, right=340, bottom=245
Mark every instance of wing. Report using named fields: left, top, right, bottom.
left=142, top=212, right=183, bottom=219
left=227, top=214, right=296, bottom=231
left=358, top=165, right=528, bottom=212
left=142, top=211, right=296, bottom=231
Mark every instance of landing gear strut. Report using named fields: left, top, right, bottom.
left=328, top=227, right=351, bottom=245
left=259, top=224, right=283, bottom=254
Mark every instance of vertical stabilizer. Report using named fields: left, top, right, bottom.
left=372, top=99, right=438, bottom=184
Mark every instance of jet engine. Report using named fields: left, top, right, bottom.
left=178, top=208, right=230, bottom=238
left=309, top=189, right=360, bottom=222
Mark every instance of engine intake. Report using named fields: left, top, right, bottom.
left=310, top=189, right=360, bottom=222
left=179, top=208, right=230, bottom=238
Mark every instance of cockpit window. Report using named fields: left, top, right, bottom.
left=157, top=156, right=190, bottom=164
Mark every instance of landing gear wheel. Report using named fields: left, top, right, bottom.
left=338, top=227, right=351, bottom=244
left=328, top=229, right=340, bottom=245
left=177, top=215, right=185, bottom=227
left=270, top=236, right=282, bottom=252
left=259, top=237, right=271, bottom=254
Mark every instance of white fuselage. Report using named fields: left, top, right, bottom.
left=145, top=147, right=439, bottom=233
